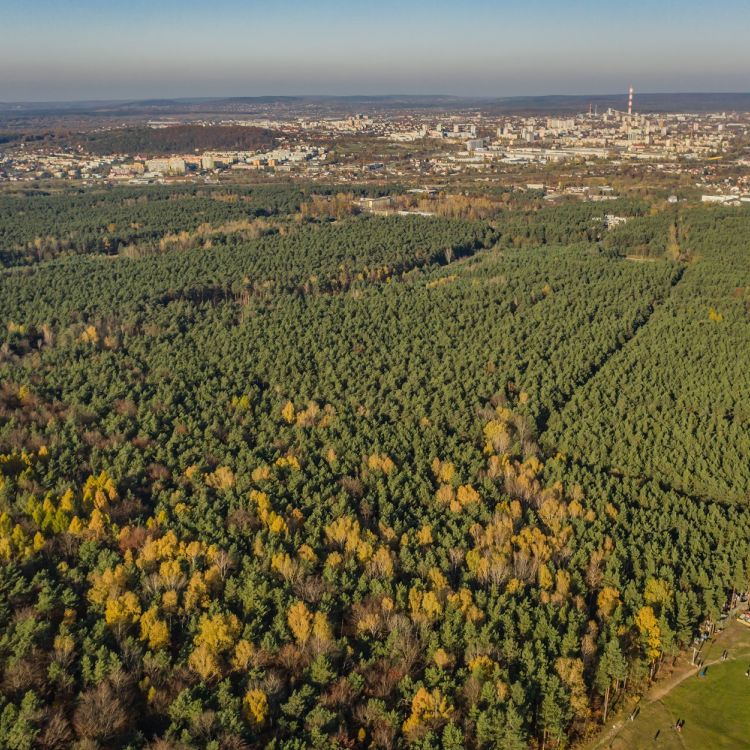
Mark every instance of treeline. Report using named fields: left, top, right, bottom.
left=0, top=186, right=655, bottom=269
left=0, top=184, right=416, bottom=267
left=63, top=125, right=277, bottom=156
left=0, top=185, right=303, bottom=266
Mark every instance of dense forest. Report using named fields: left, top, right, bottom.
left=0, top=127, right=275, bottom=156
left=0, top=186, right=302, bottom=266
left=547, top=210, right=750, bottom=501
left=0, top=188, right=748, bottom=750
left=62, top=126, right=277, bottom=157
left=0, top=185, right=426, bottom=267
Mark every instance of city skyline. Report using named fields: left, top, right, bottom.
left=2, top=0, right=749, bottom=101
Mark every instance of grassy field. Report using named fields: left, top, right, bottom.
left=586, top=620, right=750, bottom=750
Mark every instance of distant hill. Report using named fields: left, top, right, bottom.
left=199, top=92, right=750, bottom=113
left=1, top=92, right=749, bottom=119
left=481, top=92, right=750, bottom=114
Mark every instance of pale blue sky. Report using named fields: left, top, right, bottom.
left=2, top=0, right=749, bottom=101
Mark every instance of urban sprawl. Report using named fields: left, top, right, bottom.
left=3, top=104, right=750, bottom=204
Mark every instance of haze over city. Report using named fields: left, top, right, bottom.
left=2, top=0, right=750, bottom=101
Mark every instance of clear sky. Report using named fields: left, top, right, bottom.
left=2, top=0, right=749, bottom=101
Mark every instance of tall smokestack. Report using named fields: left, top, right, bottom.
left=628, top=86, right=634, bottom=116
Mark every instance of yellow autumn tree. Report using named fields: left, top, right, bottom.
left=367, top=546, right=394, bottom=578
left=232, top=639, right=254, bottom=671
left=403, top=687, right=453, bottom=736
left=417, top=525, right=433, bottom=546
left=431, top=458, right=456, bottom=484
left=271, top=552, right=298, bottom=581
left=312, top=611, right=333, bottom=643
left=597, top=586, right=620, bottom=618
left=79, top=324, right=99, bottom=345
left=634, top=605, right=662, bottom=661
left=281, top=400, right=296, bottom=424
left=468, top=655, right=495, bottom=681
left=189, top=644, right=222, bottom=681
left=189, top=612, right=241, bottom=680
left=204, top=465, right=235, bottom=490
left=538, top=565, right=553, bottom=591
left=452, top=484, right=480, bottom=513
left=88, top=564, right=130, bottom=607
left=184, top=571, right=210, bottom=611
left=83, top=471, right=118, bottom=511
left=139, top=606, right=169, bottom=650
left=287, top=600, right=313, bottom=645
left=251, top=464, right=271, bottom=482
left=433, top=649, right=454, bottom=669
left=367, top=453, right=395, bottom=475
left=409, top=588, right=443, bottom=623
left=553, top=569, right=571, bottom=603
left=267, top=511, right=288, bottom=535
left=483, top=419, right=513, bottom=454
left=250, top=490, right=289, bottom=535
left=194, top=612, right=241, bottom=653
left=324, top=516, right=360, bottom=552
left=555, top=657, right=589, bottom=719
left=244, top=689, right=269, bottom=728
left=87, top=508, right=109, bottom=538
left=295, top=401, right=321, bottom=427
left=428, top=567, right=448, bottom=592
left=298, top=544, right=317, bottom=564
left=274, top=453, right=300, bottom=471
left=434, top=484, right=455, bottom=508
left=104, top=591, right=142, bottom=633
left=162, top=590, right=178, bottom=613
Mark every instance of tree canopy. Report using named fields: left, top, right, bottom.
left=0, top=189, right=748, bottom=749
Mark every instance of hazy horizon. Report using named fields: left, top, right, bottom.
left=2, top=0, right=749, bottom=101
left=3, top=90, right=750, bottom=106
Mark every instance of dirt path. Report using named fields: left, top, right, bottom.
left=649, top=655, right=721, bottom=701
